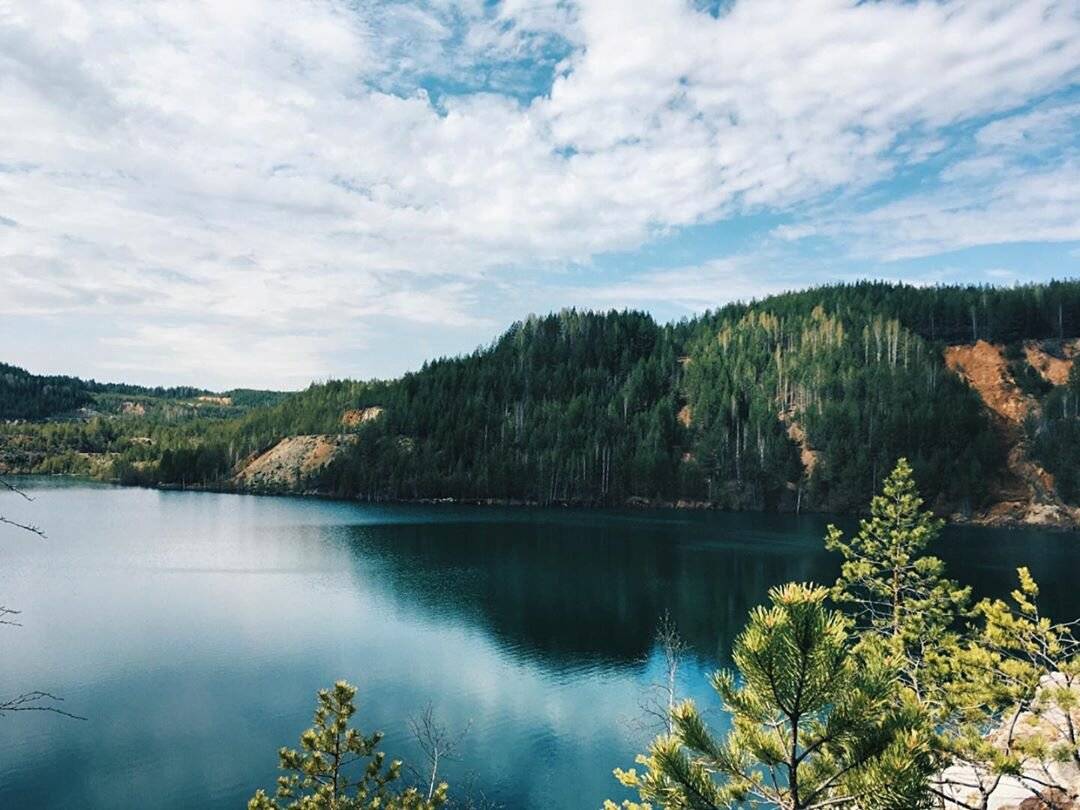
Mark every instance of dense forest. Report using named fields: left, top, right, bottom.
left=0, top=363, right=93, bottom=420
left=5, top=280, right=1080, bottom=518
left=0, top=362, right=287, bottom=422
left=1029, top=361, right=1080, bottom=503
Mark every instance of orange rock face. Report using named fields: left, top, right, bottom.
left=944, top=340, right=1033, bottom=424
left=341, top=406, right=384, bottom=428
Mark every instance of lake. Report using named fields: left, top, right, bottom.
left=1, top=478, right=1077, bottom=809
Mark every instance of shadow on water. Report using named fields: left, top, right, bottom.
left=334, top=510, right=844, bottom=670
left=0, top=482, right=1077, bottom=810
left=334, top=509, right=1080, bottom=675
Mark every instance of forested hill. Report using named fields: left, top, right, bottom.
left=6, top=280, right=1080, bottom=525
left=0, top=362, right=287, bottom=422
left=0, top=365, right=288, bottom=477
left=0, top=363, right=94, bottom=420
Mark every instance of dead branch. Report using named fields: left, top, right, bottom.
left=0, top=477, right=33, bottom=501
left=0, top=515, right=46, bottom=538
left=0, top=606, right=21, bottom=627
left=0, top=476, right=45, bottom=538
left=407, top=703, right=472, bottom=802
left=0, top=691, right=86, bottom=721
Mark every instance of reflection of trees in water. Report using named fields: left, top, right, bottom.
left=338, top=514, right=839, bottom=671
left=930, top=525, right=1080, bottom=624
left=337, top=513, right=1080, bottom=676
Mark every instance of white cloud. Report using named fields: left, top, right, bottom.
left=771, top=224, right=817, bottom=242
left=562, top=258, right=800, bottom=313
left=1, top=0, right=1077, bottom=385
left=797, top=102, right=1080, bottom=260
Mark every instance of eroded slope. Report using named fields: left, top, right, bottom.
left=235, top=434, right=356, bottom=490
left=944, top=340, right=1078, bottom=528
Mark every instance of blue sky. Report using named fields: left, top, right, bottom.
left=1, top=0, right=1077, bottom=389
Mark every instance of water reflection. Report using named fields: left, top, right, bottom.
left=0, top=481, right=1076, bottom=809
left=336, top=514, right=840, bottom=669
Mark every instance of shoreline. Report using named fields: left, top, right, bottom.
left=11, top=472, right=1078, bottom=532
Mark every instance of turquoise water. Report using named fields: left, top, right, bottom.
left=0, top=479, right=1077, bottom=808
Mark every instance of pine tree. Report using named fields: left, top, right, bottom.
left=248, top=681, right=447, bottom=810
left=937, top=569, right=1080, bottom=808
left=608, top=583, right=933, bottom=810
left=825, top=457, right=970, bottom=707
left=826, top=461, right=1080, bottom=807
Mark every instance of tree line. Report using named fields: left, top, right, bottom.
left=265, top=280, right=1080, bottom=513
left=5, top=280, right=1080, bottom=515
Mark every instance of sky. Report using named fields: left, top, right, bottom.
left=1, top=0, right=1078, bottom=390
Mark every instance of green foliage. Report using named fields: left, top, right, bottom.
left=681, top=306, right=998, bottom=511
left=712, top=279, right=1080, bottom=344
left=307, top=282, right=1080, bottom=509
left=1029, top=360, right=1080, bottom=504
left=0, top=361, right=289, bottom=422
left=321, top=310, right=683, bottom=505
left=825, top=458, right=970, bottom=705
left=0, top=383, right=286, bottom=486
left=0, top=362, right=92, bottom=419
left=936, top=568, right=1080, bottom=807
left=248, top=681, right=447, bottom=810
left=614, top=456, right=1079, bottom=810
left=6, top=280, right=1080, bottom=515
left=1003, top=342, right=1053, bottom=399
left=610, top=583, right=934, bottom=810
left=824, top=459, right=1080, bottom=808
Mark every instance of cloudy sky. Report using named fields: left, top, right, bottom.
left=2, top=0, right=1078, bottom=389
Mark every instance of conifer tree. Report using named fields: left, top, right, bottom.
left=825, top=457, right=970, bottom=707
left=937, top=569, right=1080, bottom=808
left=826, top=461, right=1080, bottom=807
left=248, top=681, right=447, bottom=810
left=608, top=583, right=933, bottom=810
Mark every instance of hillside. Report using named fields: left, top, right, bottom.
left=945, top=340, right=1080, bottom=526
left=0, top=366, right=288, bottom=478
left=0, top=363, right=94, bottom=420
left=5, top=280, right=1080, bottom=526
left=0, top=362, right=288, bottom=422
left=235, top=434, right=358, bottom=491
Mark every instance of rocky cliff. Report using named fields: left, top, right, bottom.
left=945, top=340, right=1080, bottom=528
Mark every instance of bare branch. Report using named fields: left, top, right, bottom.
left=0, top=477, right=34, bottom=501
left=0, top=691, right=86, bottom=721
left=0, top=478, right=78, bottom=722
left=407, top=703, right=471, bottom=802
left=0, top=477, right=45, bottom=537
left=444, top=772, right=504, bottom=810
left=0, top=514, right=46, bottom=538
left=658, top=612, right=687, bottom=711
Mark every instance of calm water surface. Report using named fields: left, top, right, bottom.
left=1, top=479, right=1078, bottom=809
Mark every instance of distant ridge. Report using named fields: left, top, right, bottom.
left=5, top=280, right=1080, bottom=527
